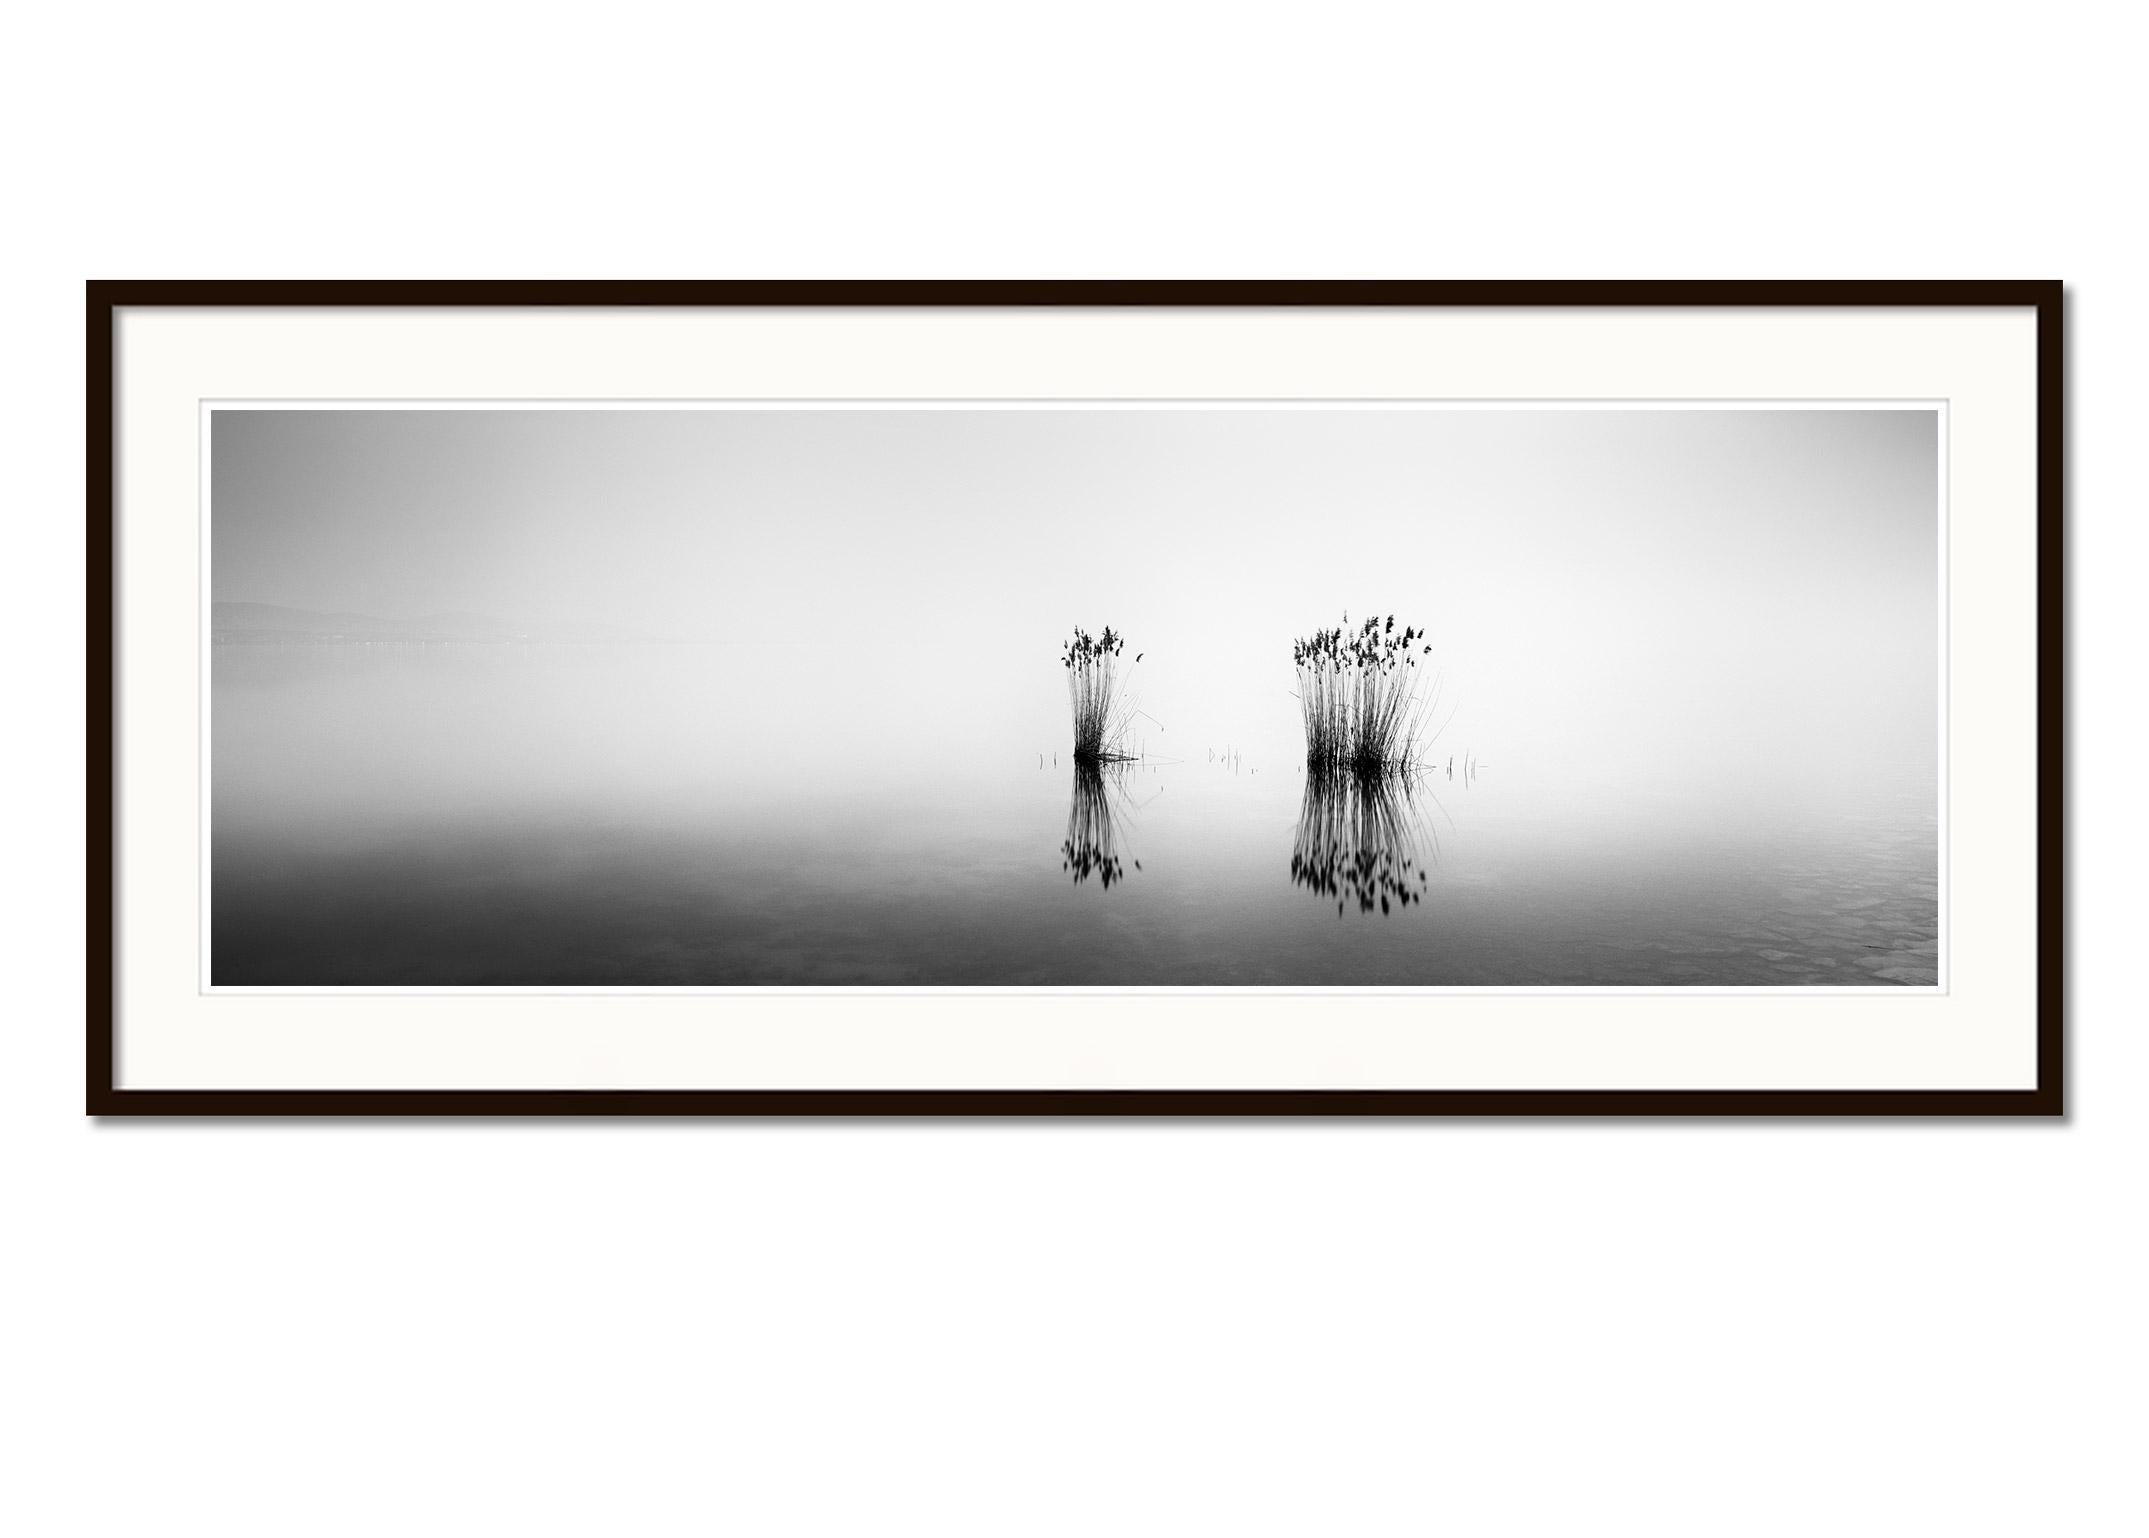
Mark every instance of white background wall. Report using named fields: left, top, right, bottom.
left=4, top=4, right=2138, bottom=1533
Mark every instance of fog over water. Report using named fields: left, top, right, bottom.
left=211, top=407, right=1939, bottom=985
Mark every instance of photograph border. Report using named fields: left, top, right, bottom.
left=88, top=280, right=2065, bottom=1117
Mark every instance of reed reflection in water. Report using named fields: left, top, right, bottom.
left=1290, top=768, right=1442, bottom=917
left=1061, top=762, right=1146, bottom=888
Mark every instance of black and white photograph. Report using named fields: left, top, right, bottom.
left=19, top=0, right=2128, bottom=1524
left=210, top=403, right=1940, bottom=989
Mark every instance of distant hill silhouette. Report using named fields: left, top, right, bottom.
left=211, top=602, right=659, bottom=645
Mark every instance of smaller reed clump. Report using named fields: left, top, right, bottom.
left=1292, top=611, right=1438, bottom=773
left=1061, top=625, right=1138, bottom=763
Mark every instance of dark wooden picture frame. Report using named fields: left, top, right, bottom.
left=88, top=280, right=2065, bottom=1116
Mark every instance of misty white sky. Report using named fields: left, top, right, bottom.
left=212, top=407, right=1939, bottom=785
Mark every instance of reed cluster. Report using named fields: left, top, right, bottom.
left=1061, top=625, right=1137, bottom=763
left=1291, top=612, right=1436, bottom=772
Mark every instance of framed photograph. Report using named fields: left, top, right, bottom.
left=90, top=281, right=2063, bottom=1115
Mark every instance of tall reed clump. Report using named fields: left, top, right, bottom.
left=1292, top=611, right=1437, bottom=773
left=1061, top=625, right=1137, bottom=763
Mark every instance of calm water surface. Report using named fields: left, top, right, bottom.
left=212, top=645, right=1939, bottom=986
